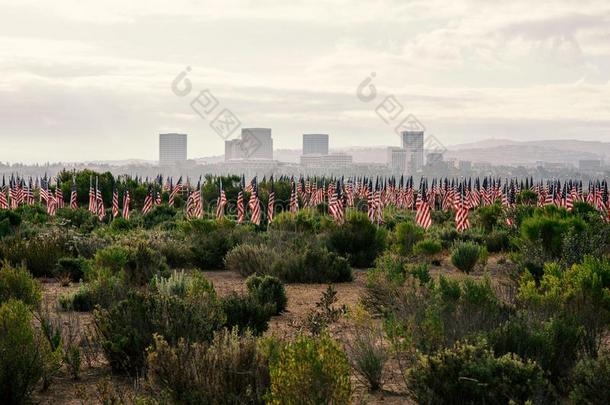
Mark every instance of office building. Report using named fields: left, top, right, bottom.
left=224, top=139, right=243, bottom=161
left=387, top=147, right=407, bottom=174
left=159, top=133, right=187, bottom=166
left=400, top=130, right=424, bottom=173
left=579, top=159, right=602, bottom=171
left=303, top=134, right=329, bottom=155
left=241, top=128, right=273, bottom=160
left=300, top=154, right=353, bottom=168
left=224, top=128, right=274, bottom=161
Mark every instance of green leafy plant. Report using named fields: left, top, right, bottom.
left=268, top=333, right=351, bottom=405
left=0, top=299, right=49, bottom=404
left=246, top=274, right=287, bottom=315
left=147, top=329, right=270, bottom=405
left=407, top=340, right=553, bottom=404
left=569, top=350, right=610, bottom=404
left=0, top=260, right=42, bottom=308
left=221, top=293, right=274, bottom=335
left=451, top=241, right=485, bottom=274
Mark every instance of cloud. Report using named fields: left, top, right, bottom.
left=0, top=0, right=609, bottom=163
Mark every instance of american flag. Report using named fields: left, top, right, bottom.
left=415, top=179, right=432, bottom=230
left=267, top=176, right=275, bottom=223
left=88, top=177, right=96, bottom=214
left=112, top=184, right=120, bottom=218
left=96, top=179, right=105, bottom=221
left=186, top=180, right=203, bottom=219
left=237, top=177, right=245, bottom=224
left=216, top=179, right=227, bottom=219
left=169, top=177, right=182, bottom=206
left=46, top=193, right=57, bottom=216
left=24, top=179, right=34, bottom=205
left=40, top=177, right=49, bottom=204
left=192, top=180, right=203, bottom=218
left=122, top=188, right=131, bottom=219
left=55, top=180, right=64, bottom=209
left=367, top=181, right=375, bottom=222
left=70, top=178, right=78, bottom=209
left=248, top=178, right=261, bottom=225
left=289, top=181, right=298, bottom=213
left=142, top=187, right=154, bottom=215
left=374, top=180, right=383, bottom=224
left=328, top=180, right=344, bottom=224
left=0, top=177, right=8, bottom=210
left=455, top=183, right=470, bottom=232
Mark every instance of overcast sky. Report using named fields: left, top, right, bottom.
left=1, top=0, right=609, bottom=163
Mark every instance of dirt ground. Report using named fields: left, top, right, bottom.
left=32, top=256, right=511, bottom=404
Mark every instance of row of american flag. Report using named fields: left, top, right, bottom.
left=0, top=174, right=608, bottom=232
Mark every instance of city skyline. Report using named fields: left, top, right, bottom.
left=1, top=0, right=610, bottom=164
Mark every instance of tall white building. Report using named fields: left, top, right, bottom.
left=400, top=130, right=424, bottom=173
left=224, top=128, right=274, bottom=161
left=387, top=147, right=407, bottom=174
left=241, top=128, right=273, bottom=160
left=159, top=133, right=187, bottom=166
left=302, top=134, right=329, bottom=155
left=224, top=139, right=243, bottom=161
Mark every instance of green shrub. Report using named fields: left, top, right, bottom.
left=326, top=211, right=386, bottom=268
left=489, top=314, right=582, bottom=386
left=189, top=228, right=239, bottom=270
left=270, top=209, right=328, bottom=233
left=519, top=257, right=610, bottom=358
left=0, top=210, right=21, bottom=238
left=94, top=290, right=225, bottom=374
left=485, top=229, right=510, bottom=253
left=56, top=207, right=99, bottom=232
left=569, top=351, right=610, bottom=404
left=0, top=261, right=41, bottom=308
left=302, top=285, right=347, bottom=335
left=268, top=334, right=351, bottom=405
left=94, top=246, right=130, bottom=273
left=517, top=190, right=538, bottom=205
left=150, top=270, right=189, bottom=298
left=0, top=230, right=72, bottom=277
left=142, top=205, right=177, bottom=229
left=58, top=283, right=94, bottom=312
left=154, top=236, right=193, bottom=269
left=0, top=299, right=46, bottom=404
left=124, top=242, right=169, bottom=286
left=346, top=308, right=388, bottom=391
left=225, top=244, right=276, bottom=277
left=109, top=217, right=133, bottom=233
left=221, top=293, right=274, bottom=335
left=87, top=267, right=130, bottom=309
left=407, top=340, right=552, bottom=404
left=476, top=204, right=503, bottom=232
left=147, top=329, right=270, bottom=405
left=55, top=257, right=88, bottom=282
left=377, top=275, right=508, bottom=355
left=371, top=251, right=409, bottom=284
left=391, top=221, right=424, bottom=255
left=451, top=241, right=485, bottom=274
left=406, top=263, right=431, bottom=285
left=274, top=244, right=352, bottom=284
left=246, top=274, right=287, bottom=315
left=520, top=214, right=585, bottom=261
left=412, top=239, right=442, bottom=260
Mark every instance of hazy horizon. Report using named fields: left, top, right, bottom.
left=1, top=0, right=609, bottom=164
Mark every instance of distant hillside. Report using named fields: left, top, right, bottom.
left=444, top=139, right=609, bottom=166
left=191, top=139, right=609, bottom=167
